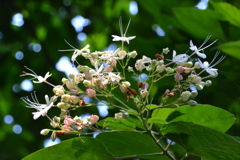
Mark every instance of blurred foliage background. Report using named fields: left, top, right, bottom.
left=1, top=0, right=240, bottom=159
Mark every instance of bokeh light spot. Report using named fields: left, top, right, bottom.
left=21, top=79, right=33, bottom=92
left=4, top=115, right=14, bottom=124
left=15, top=51, right=24, bottom=60
left=13, top=124, right=22, bottom=134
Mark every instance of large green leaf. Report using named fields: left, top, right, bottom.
left=97, top=117, right=136, bottom=131
left=96, top=132, right=170, bottom=160
left=161, top=121, right=240, bottom=160
left=173, top=7, right=225, bottom=39
left=22, top=137, right=114, bottom=160
left=212, top=2, right=240, bottom=28
left=218, top=41, right=240, bottom=60
left=152, top=104, right=235, bottom=132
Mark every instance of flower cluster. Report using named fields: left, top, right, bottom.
left=21, top=18, right=225, bottom=141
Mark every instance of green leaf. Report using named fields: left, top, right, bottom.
left=173, top=7, right=225, bottom=39
left=161, top=122, right=240, bottom=160
left=146, top=104, right=158, bottom=109
left=97, top=132, right=170, bottom=160
left=147, top=117, right=168, bottom=124
left=127, top=117, right=146, bottom=130
left=22, top=137, right=114, bottom=160
left=152, top=105, right=235, bottom=132
left=218, top=41, right=240, bottom=60
left=97, top=117, right=136, bottom=131
left=212, top=2, right=240, bottom=28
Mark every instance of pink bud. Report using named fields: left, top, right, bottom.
left=105, top=66, right=113, bottom=72
left=86, top=88, right=96, bottom=97
left=119, top=84, right=128, bottom=93
left=174, top=73, right=183, bottom=82
left=64, top=116, right=74, bottom=126
left=176, top=66, right=185, bottom=74
left=61, top=125, right=73, bottom=131
left=88, top=115, right=99, bottom=125
left=84, top=72, right=92, bottom=80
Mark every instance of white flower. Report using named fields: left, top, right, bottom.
left=108, top=72, right=121, bottom=83
left=59, top=40, right=90, bottom=63
left=111, top=17, right=136, bottom=44
left=172, top=50, right=189, bottom=65
left=22, top=93, right=54, bottom=120
left=198, top=51, right=226, bottom=77
left=20, top=66, right=52, bottom=83
left=189, top=34, right=218, bottom=58
left=135, top=56, right=151, bottom=72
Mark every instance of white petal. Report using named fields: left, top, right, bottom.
left=196, top=52, right=206, bottom=58
left=173, top=50, right=176, bottom=58
left=32, top=112, right=41, bottom=120
left=189, top=40, right=194, bottom=48
left=206, top=68, right=218, bottom=77
left=45, top=95, right=50, bottom=104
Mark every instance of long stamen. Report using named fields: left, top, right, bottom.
left=24, top=66, right=38, bottom=76
left=124, top=17, right=132, bottom=36
left=119, top=16, right=123, bottom=37
left=58, top=39, right=76, bottom=52
left=198, top=34, right=218, bottom=51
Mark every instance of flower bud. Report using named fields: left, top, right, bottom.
left=180, top=91, right=191, bottom=101
left=62, top=78, right=69, bottom=83
left=70, top=96, right=80, bottom=104
left=86, top=88, right=96, bottom=97
left=109, top=58, right=117, bottom=67
left=205, top=80, right=212, bottom=86
left=64, top=116, right=74, bottom=126
left=105, top=66, right=113, bottom=72
left=51, top=131, right=57, bottom=142
left=120, top=84, right=128, bottom=93
left=84, top=72, right=92, bottom=80
left=66, top=81, right=75, bottom=90
left=196, top=84, right=203, bottom=90
left=174, top=73, right=183, bottom=82
left=187, top=100, right=197, bottom=107
left=83, top=80, right=92, bottom=87
left=69, top=73, right=75, bottom=79
left=122, top=81, right=131, bottom=88
left=128, top=50, right=137, bottom=58
left=50, top=121, right=59, bottom=128
left=194, top=62, right=201, bottom=69
left=53, top=85, right=65, bottom=96
left=115, top=113, right=123, bottom=120
left=191, top=90, right=198, bottom=98
left=53, top=116, right=60, bottom=123
left=175, top=66, right=185, bottom=74
left=118, top=50, right=126, bottom=58
left=162, top=47, right=169, bottom=54
left=165, top=67, right=174, bottom=73
left=57, top=102, right=71, bottom=110
left=127, top=66, right=134, bottom=72
left=61, top=94, right=70, bottom=103
left=122, top=113, right=129, bottom=119
left=156, top=65, right=165, bottom=73
left=87, top=115, right=99, bottom=125
left=40, top=129, right=50, bottom=135
left=141, top=90, right=149, bottom=97
left=77, top=65, right=91, bottom=72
